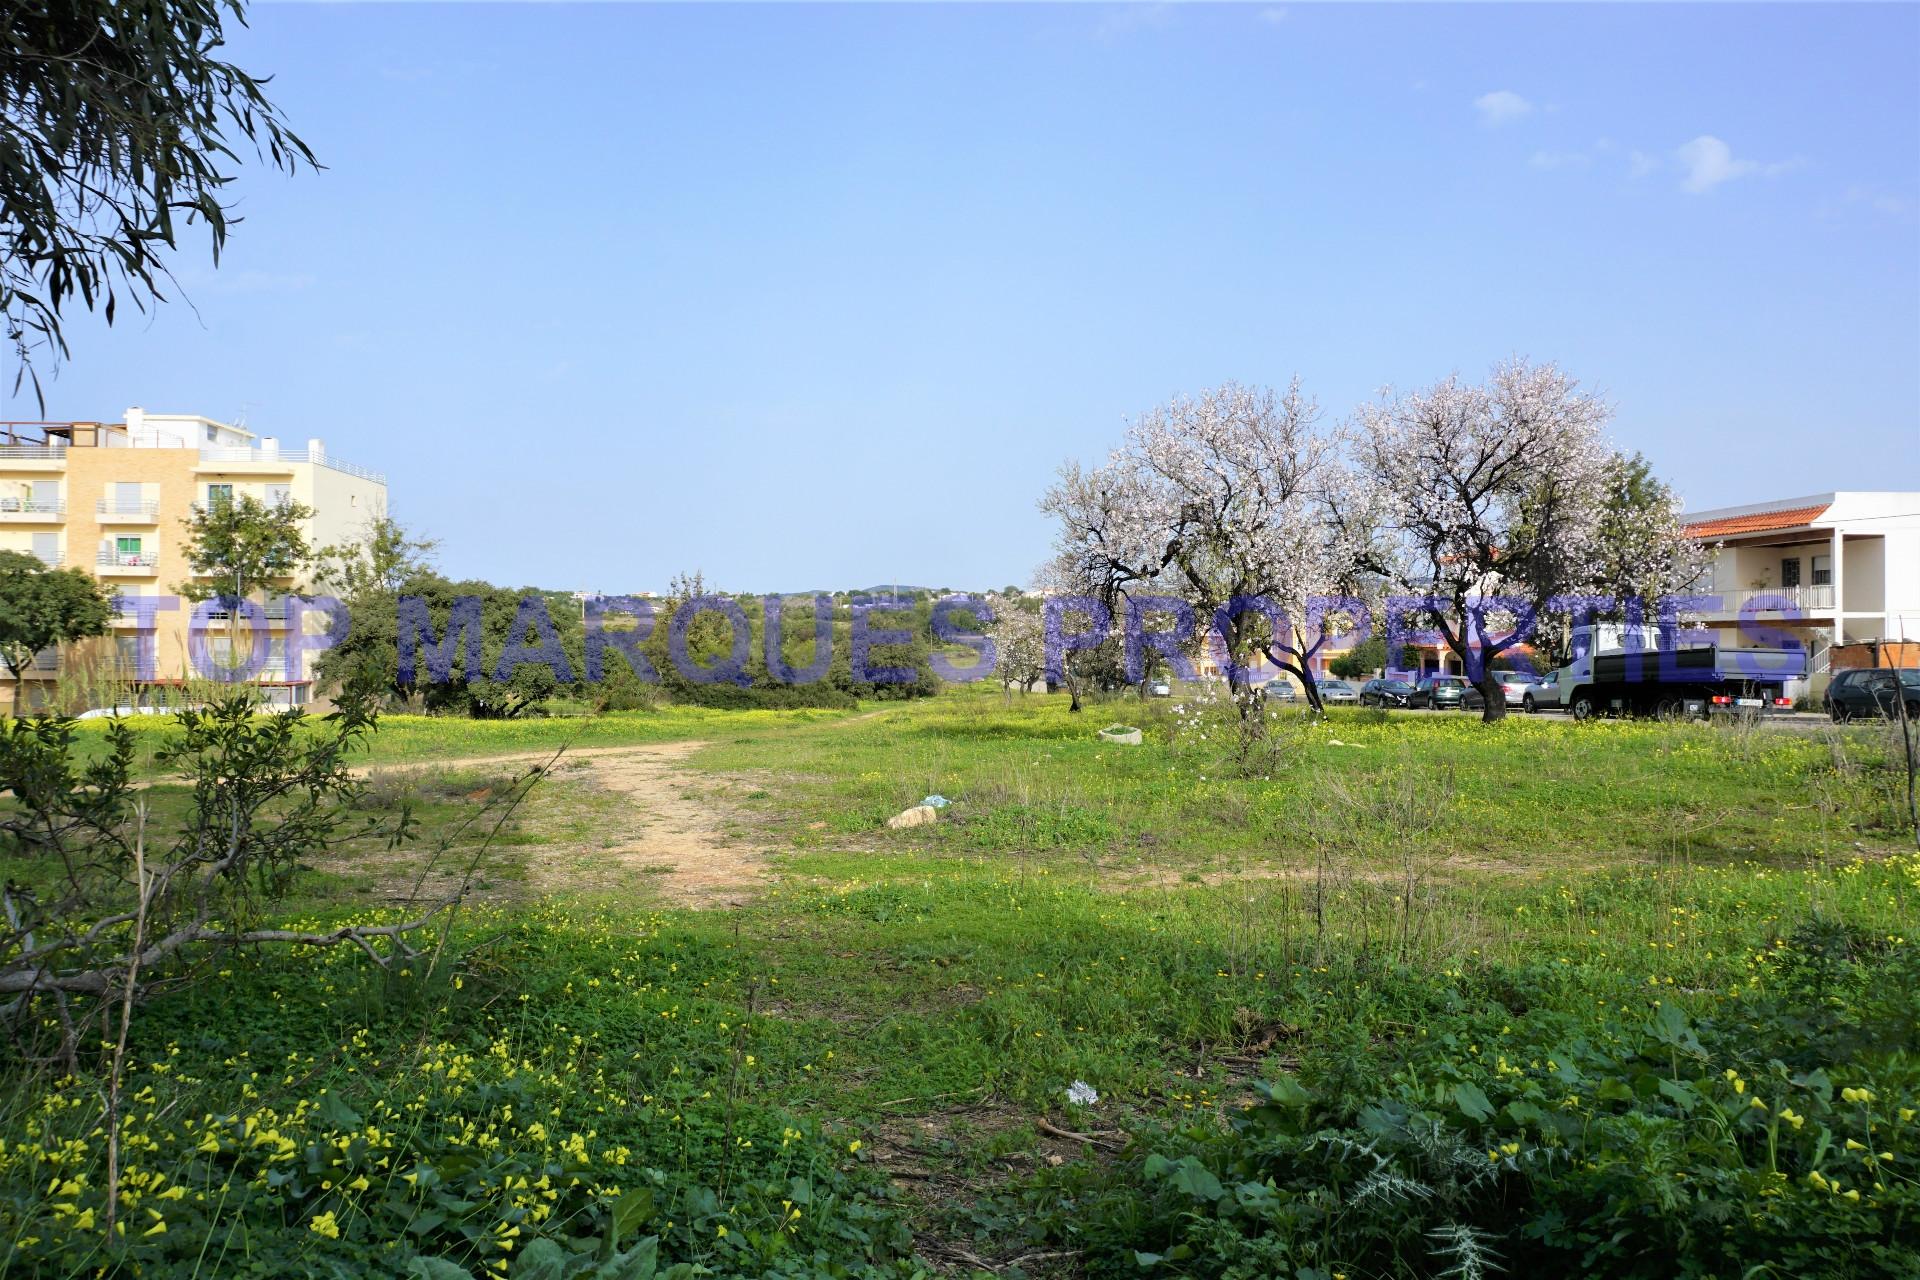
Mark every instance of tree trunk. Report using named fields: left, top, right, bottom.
left=1478, top=671, right=1508, bottom=723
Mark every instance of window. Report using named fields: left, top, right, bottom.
left=1781, top=557, right=1801, bottom=588
left=1811, top=554, right=1832, bottom=586
left=115, top=536, right=142, bottom=557
left=207, top=484, right=233, bottom=508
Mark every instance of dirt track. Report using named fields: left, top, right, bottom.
left=362, top=741, right=767, bottom=906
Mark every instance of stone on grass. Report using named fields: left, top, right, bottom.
left=1098, top=725, right=1143, bottom=745
left=886, top=804, right=938, bottom=829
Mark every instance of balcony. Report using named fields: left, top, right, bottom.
left=0, top=444, right=67, bottom=468
left=32, top=549, right=62, bottom=567
left=96, top=498, right=160, bottom=522
left=202, top=599, right=293, bottom=624
left=1699, top=585, right=1836, bottom=619
left=97, top=548, right=158, bottom=574
left=0, top=496, right=64, bottom=519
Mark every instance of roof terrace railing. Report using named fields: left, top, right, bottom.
left=197, top=446, right=385, bottom=484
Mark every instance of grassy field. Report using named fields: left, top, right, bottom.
left=2, top=690, right=1916, bottom=1278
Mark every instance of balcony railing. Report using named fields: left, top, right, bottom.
left=0, top=445, right=66, bottom=461
left=0, top=497, right=63, bottom=515
left=97, top=549, right=158, bottom=570
left=1702, top=585, right=1836, bottom=615
left=33, top=550, right=62, bottom=567
left=196, top=445, right=384, bottom=484
left=96, top=498, right=160, bottom=520
left=202, top=600, right=292, bottom=623
left=198, top=445, right=296, bottom=469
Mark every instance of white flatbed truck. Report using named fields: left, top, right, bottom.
left=1524, top=624, right=1806, bottom=721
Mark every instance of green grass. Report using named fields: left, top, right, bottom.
left=2, top=689, right=1915, bottom=1278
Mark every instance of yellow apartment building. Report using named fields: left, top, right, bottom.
left=0, top=409, right=387, bottom=711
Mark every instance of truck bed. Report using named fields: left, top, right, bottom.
left=1591, top=643, right=1807, bottom=686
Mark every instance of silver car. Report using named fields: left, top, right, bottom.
left=1314, top=678, right=1359, bottom=704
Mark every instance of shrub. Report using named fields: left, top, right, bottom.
left=985, top=927, right=1920, bottom=1279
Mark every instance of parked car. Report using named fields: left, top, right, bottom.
left=1148, top=680, right=1172, bottom=697
left=1409, top=675, right=1485, bottom=710
left=1359, top=678, right=1416, bottom=708
left=1315, top=678, right=1359, bottom=705
left=76, top=704, right=178, bottom=720
left=1826, top=668, right=1920, bottom=722
left=1522, top=671, right=1564, bottom=713
left=1494, top=671, right=1544, bottom=705
left=1263, top=679, right=1297, bottom=702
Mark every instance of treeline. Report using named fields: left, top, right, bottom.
left=312, top=542, right=991, bottom=716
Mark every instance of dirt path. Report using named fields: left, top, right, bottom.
left=362, top=741, right=770, bottom=907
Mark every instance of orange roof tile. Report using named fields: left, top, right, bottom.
left=1684, top=503, right=1830, bottom=539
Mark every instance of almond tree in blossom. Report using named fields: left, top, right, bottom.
left=1348, top=359, right=1627, bottom=721
left=1042, top=380, right=1364, bottom=714
left=988, top=600, right=1046, bottom=700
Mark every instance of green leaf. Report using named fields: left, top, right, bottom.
left=1649, top=1002, right=1704, bottom=1055
left=1504, top=1099, right=1545, bottom=1127
left=1596, top=1077, right=1635, bottom=1103
left=600, top=1236, right=661, bottom=1280
left=405, top=1259, right=474, bottom=1280
left=1133, top=1251, right=1165, bottom=1267
left=608, top=1189, right=655, bottom=1246
left=1165, top=1155, right=1225, bottom=1201
left=1658, top=1078, right=1700, bottom=1111
left=1451, top=1082, right=1495, bottom=1122
left=1260, top=1074, right=1313, bottom=1108
left=315, top=1090, right=363, bottom=1131
left=511, top=1238, right=569, bottom=1280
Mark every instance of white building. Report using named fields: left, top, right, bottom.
left=1683, top=491, right=1920, bottom=695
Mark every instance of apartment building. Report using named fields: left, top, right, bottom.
left=0, top=409, right=386, bottom=711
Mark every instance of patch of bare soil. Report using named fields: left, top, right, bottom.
left=866, top=1094, right=1107, bottom=1277
left=360, top=742, right=771, bottom=907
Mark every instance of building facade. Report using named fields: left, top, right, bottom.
left=1682, top=491, right=1920, bottom=697
left=0, top=410, right=386, bottom=711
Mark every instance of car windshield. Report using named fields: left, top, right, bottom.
left=1319, top=681, right=1350, bottom=691
left=1381, top=680, right=1414, bottom=692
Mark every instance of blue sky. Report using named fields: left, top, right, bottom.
left=27, top=2, right=1920, bottom=593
